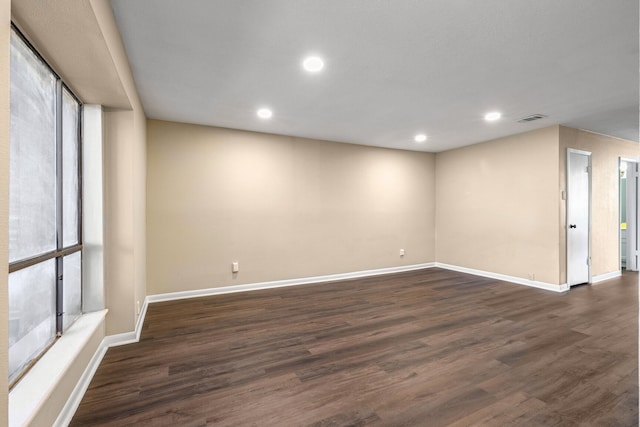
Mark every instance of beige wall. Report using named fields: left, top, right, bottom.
left=0, top=0, right=10, bottom=423
left=103, top=109, right=137, bottom=334
left=147, top=120, right=436, bottom=294
left=435, top=126, right=562, bottom=285
left=559, top=126, right=639, bottom=283
left=89, top=0, right=147, bottom=334
left=148, top=122, right=637, bottom=294
left=435, top=125, right=638, bottom=286
left=89, top=0, right=147, bottom=335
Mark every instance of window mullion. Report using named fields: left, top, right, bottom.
left=55, top=79, right=64, bottom=336
left=77, top=103, right=83, bottom=251
left=8, top=245, right=82, bottom=273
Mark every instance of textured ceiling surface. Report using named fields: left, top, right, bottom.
left=110, top=0, right=638, bottom=152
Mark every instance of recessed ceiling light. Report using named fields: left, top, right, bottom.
left=414, top=134, right=427, bottom=143
left=257, top=108, right=272, bottom=119
left=302, top=56, right=324, bottom=73
left=484, top=111, right=502, bottom=121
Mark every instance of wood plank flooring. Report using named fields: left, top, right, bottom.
left=71, top=268, right=638, bottom=426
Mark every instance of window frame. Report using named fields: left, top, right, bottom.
left=9, top=24, right=83, bottom=387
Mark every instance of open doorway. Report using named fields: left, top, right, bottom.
left=620, top=158, right=638, bottom=271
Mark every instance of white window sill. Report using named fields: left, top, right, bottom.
left=9, top=309, right=107, bottom=427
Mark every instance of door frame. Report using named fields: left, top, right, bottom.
left=620, top=156, right=640, bottom=271
left=566, top=148, right=592, bottom=286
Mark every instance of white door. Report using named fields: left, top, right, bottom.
left=626, top=161, right=639, bottom=271
left=567, top=149, right=591, bottom=286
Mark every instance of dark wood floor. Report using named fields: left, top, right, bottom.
left=71, top=268, right=638, bottom=426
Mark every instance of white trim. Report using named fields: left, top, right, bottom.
left=55, top=318, right=143, bottom=427
left=147, top=263, right=437, bottom=303
left=102, top=331, right=138, bottom=347
left=567, top=147, right=593, bottom=157
left=135, top=297, right=150, bottom=341
left=435, top=263, right=569, bottom=293
left=10, top=310, right=108, bottom=427
left=621, top=158, right=639, bottom=271
left=82, top=105, right=105, bottom=312
left=591, top=270, right=622, bottom=284
left=54, top=338, right=109, bottom=427
left=620, top=156, right=640, bottom=163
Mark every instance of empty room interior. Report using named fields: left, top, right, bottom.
left=1, top=0, right=639, bottom=426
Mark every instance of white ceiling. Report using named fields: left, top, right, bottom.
left=110, top=0, right=638, bottom=152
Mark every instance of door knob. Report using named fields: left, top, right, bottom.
left=569, top=224, right=577, bottom=228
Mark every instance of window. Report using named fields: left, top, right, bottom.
left=9, top=27, right=82, bottom=385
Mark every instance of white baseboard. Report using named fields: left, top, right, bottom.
left=55, top=322, right=144, bottom=427
left=435, top=263, right=569, bottom=293
left=54, top=338, right=109, bottom=427
left=102, top=331, right=138, bottom=347
left=592, top=270, right=622, bottom=284
left=135, top=298, right=150, bottom=341
left=147, top=262, right=437, bottom=304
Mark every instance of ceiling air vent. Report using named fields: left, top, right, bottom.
left=517, top=114, right=547, bottom=123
